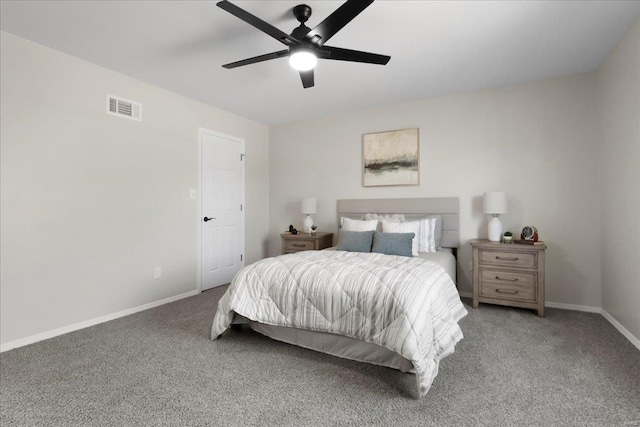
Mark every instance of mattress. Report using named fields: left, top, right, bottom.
left=324, top=246, right=456, bottom=282
left=416, top=249, right=456, bottom=282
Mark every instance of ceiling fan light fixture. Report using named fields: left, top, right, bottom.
left=218, top=0, right=391, bottom=88
left=289, top=51, right=317, bottom=71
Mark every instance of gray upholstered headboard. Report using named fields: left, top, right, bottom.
left=336, top=197, right=460, bottom=249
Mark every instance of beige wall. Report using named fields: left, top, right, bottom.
left=0, top=32, right=269, bottom=345
left=3, top=18, right=638, bottom=348
left=269, top=73, right=602, bottom=307
left=597, top=19, right=640, bottom=339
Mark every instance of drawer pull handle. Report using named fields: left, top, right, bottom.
left=496, top=256, right=519, bottom=261
left=495, top=276, right=519, bottom=282
left=496, top=288, right=519, bottom=294
left=292, top=243, right=307, bottom=247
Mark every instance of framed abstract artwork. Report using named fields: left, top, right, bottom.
left=362, top=128, right=419, bottom=187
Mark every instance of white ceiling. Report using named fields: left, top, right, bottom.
left=1, top=1, right=639, bottom=125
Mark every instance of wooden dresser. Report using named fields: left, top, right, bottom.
left=471, top=239, right=546, bottom=317
left=281, top=232, right=333, bottom=254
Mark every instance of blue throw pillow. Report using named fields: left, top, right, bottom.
left=336, top=230, right=375, bottom=253
left=371, top=232, right=415, bottom=257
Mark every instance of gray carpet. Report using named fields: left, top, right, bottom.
left=1, top=287, right=639, bottom=426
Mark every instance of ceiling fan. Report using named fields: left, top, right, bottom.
left=217, top=0, right=391, bottom=89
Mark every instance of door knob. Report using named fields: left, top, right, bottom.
left=203, top=216, right=216, bottom=222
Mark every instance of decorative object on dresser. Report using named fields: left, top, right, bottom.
left=281, top=232, right=333, bottom=254
left=514, top=226, right=541, bottom=244
left=482, top=192, right=508, bottom=242
left=502, top=231, right=513, bottom=243
left=301, top=197, right=316, bottom=233
left=362, top=128, right=419, bottom=187
left=471, top=239, right=546, bottom=317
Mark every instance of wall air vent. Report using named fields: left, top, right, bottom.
left=107, top=94, right=141, bottom=121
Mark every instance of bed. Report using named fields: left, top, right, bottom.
left=211, top=197, right=467, bottom=398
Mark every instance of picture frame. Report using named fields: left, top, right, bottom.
left=362, top=128, right=419, bottom=187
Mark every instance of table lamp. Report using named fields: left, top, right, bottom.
left=483, top=192, right=508, bottom=242
left=301, top=198, right=316, bottom=234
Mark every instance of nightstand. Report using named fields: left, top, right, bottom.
left=471, top=239, right=547, bottom=317
left=281, top=232, right=333, bottom=254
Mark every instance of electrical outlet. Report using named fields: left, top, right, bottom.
left=154, top=266, right=162, bottom=279
left=189, top=189, right=196, bottom=199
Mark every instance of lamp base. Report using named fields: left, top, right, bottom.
left=303, top=215, right=314, bottom=234
left=488, top=216, right=502, bottom=242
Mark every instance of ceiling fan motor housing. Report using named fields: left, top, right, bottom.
left=291, top=5, right=313, bottom=40
left=293, top=4, right=312, bottom=23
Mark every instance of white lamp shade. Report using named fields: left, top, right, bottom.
left=301, top=198, right=316, bottom=215
left=483, top=192, right=508, bottom=214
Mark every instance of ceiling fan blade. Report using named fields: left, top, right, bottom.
left=299, top=70, right=314, bottom=89
left=305, top=0, right=374, bottom=45
left=319, top=46, right=390, bottom=65
left=217, top=1, right=300, bottom=46
left=222, top=50, right=289, bottom=69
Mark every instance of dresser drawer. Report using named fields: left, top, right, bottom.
left=479, top=269, right=537, bottom=302
left=281, top=232, right=333, bottom=255
left=479, top=249, right=537, bottom=269
left=285, top=239, right=315, bottom=251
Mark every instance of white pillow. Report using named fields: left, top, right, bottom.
left=418, top=217, right=437, bottom=253
left=363, top=213, right=404, bottom=232
left=421, top=215, right=443, bottom=249
left=381, top=220, right=420, bottom=256
left=363, top=213, right=406, bottom=222
left=341, top=217, right=378, bottom=232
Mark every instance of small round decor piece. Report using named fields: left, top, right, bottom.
left=521, top=226, right=538, bottom=241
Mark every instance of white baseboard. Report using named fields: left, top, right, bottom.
left=4, top=290, right=638, bottom=353
left=460, top=294, right=639, bottom=351
left=601, top=309, right=640, bottom=351
left=0, top=289, right=200, bottom=353
left=544, top=301, right=602, bottom=313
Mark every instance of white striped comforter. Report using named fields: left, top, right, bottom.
left=211, top=250, right=467, bottom=397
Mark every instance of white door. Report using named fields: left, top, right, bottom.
left=200, top=129, right=245, bottom=291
